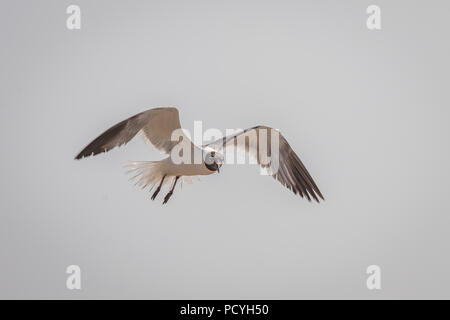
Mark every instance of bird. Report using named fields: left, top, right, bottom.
left=75, top=107, right=324, bottom=204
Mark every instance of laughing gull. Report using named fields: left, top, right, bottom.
left=75, top=107, right=323, bottom=204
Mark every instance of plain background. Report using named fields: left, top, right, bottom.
left=1, top=0, right=449, bottom=299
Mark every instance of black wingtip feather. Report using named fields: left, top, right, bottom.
left=74, top=116, right=133, bottom=160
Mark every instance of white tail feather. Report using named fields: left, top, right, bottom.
left=125, top=161, right=200, bottom=193
left=125, top=161, right=168, bottom=191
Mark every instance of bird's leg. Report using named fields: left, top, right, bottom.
left=151, top=174, right=166, bottom=200
left=163, top=176, right=180, bottom=204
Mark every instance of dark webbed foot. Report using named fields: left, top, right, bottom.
left=162, top=176, right=180, bottom=204
left=151, top=175, right=166, bottom=200
left=162, top=191, right=173, bottom=204
left=151, top=187, right=161, bottom=200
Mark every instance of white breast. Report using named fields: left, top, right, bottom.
left=162, top=158, right=214, bottom=177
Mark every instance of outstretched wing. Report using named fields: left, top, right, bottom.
left=206, top=126, right=324, bottom=202
left=75, top=107, right=190, bottom=159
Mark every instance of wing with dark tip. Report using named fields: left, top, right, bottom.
left=206, top=126, right=324, bottom=202
left=75, top=107, right=191, bottom=159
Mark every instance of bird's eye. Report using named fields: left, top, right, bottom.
left=211, top=151, right=215, bottom=157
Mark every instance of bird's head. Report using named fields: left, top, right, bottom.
left=204, top=150, right=224, bottom=173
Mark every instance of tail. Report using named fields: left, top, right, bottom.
left=125, top=161, right=168, bottom=191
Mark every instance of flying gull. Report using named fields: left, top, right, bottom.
left=75, top=107, right=324, bottom=204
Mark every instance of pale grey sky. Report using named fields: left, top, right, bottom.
left=1, top=0, right=449, bottom=299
